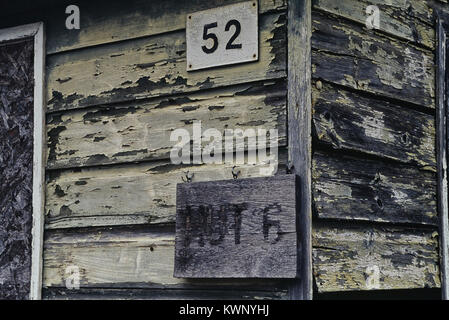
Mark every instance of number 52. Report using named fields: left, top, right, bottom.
left=202, top=19, right=242, bottom=54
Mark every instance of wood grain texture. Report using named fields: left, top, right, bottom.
left=46, top=12, right=286, bottom=112
left=313, top=222, right=440, bottom=292
left=0, top=39, right=34, bottom=300
left=43, top=287, right=289, bottom=300
left=43, top=223, right=440, bottom=293
left=44, top=0, right=287, bottom=54
left=312, top=83, right=436, bottom=169
left=43, top=226, right=289, bottom=290
left=287, top=0, right=313, bottom=300
left=313, top=0, right=434, bottom=49
left=312, top=151, right=437, bottom=225
left=436, top=12, right=449, bottom=300
left=46, top=80, right=286, bottom=170
left=45, top=150, right=288, bottom=230
left=312, top=11, right=435, bottom=109
left=174, top=175, right=297, bottom=278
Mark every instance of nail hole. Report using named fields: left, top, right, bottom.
left=376, top=198, right=383, bottom=208
left=324, top=111, right=331, bottom=121
left=150, top=246, right=154, bottom=252
left=253, top=54, right=256, bottom=58
left=253, top=2, right=256, bottom=6
left=188, top=15, right=192, bottom=19
left=373, top=174, right=381, bottom=184
left=402, top=133, right=408, bottom=143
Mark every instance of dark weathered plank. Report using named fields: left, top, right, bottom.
left=312, top=151, right=438, bottom=225
left=0, top=39, right=34, bottom=300
left=46, top=80, right=287, bottom=170
left=43, top=287, right=289, bottom=300
left=45, top=150, right=288, bottom=230
left=313, top=0, right=434, bottom=49
left=43, top=226, right=289, bottom=289
left=46, top=12, right=286, bottom=112
left=312, top=11, right=434, bottom=108
left=44, top=0, right=286, bottom=54
left=313, top=222, right=440, bottom=292
left=174, top=175, right=297, bottom=278
left=312, top=83, right=436, bottom=169
left=287, top=0, right=313, bottom=300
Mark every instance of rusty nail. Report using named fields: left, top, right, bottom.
left=231, top=166, right=241, bottom=179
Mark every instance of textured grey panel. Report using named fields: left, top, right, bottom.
left=0, top=39, right=34, bottom=300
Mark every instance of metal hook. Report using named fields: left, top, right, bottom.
left=231, top=166, right=240, bottom=179
left=182, top=171, right=194, bottom=183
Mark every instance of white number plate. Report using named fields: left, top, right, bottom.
left=186, top=1, right=259, bottom=71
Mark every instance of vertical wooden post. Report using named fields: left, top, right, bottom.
left=437, top=15, right=449, bottom=300
left=30, top=22, right=46, bottom=301
left=287, top=0, right=312, bottom=300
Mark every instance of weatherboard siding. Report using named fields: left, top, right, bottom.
left=0, top=0, right=442, bottom=298
left=40, top=0, right=290, bottom=299
left=310, top=0, right=442, bottom=293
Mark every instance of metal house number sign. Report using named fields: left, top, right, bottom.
left=186, top=1, right=259, bottom=71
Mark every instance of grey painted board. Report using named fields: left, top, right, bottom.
left=174, top=175, right=298, bottom=278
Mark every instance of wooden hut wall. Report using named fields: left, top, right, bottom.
left=311, top=0, right=444, bottom=293
left=2, top=0, right=449, bottom=299
left=39, top=0, right=290, bottom=299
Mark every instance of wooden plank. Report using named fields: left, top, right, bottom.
left=30, top=21, right=46, bottom=302
left=46, top=80, right=287, bottom=170
left=312, top=83, right=436, bottom=169
left=436, top=12, right=449, bottom=300
left=43, top=287, right=289, bottom=300
left=312, top=11, right=435, bottom=109
left=0, top=22, right=43, bottom=42
left=44, top=0, right=286, bottom=54
left=313, top=222, right=441, bottom=292
left=46, top=12, right=286, bottom=112
left=42, top=228, right=187, bottom=288
left=174, top=175, right=297, bottom=278
left=313, top=0, right=434, bottom=49
left=287, top=0, right=313, bottom=300
left=44, top=222, right=441, bottom=292
left=45, top=150, right=288, bottom=230
left=312, top=151, right=438, bottom=225
left=43, top=226, right=289, bottom=290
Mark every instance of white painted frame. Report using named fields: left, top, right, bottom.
left=437, top=14, right=449, bottom=300
left=0, top=22, right=46, bottom=300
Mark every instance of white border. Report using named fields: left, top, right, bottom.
left=437, top=16, right=449, bottom=300
left=0, top=22, right=46, bottom=300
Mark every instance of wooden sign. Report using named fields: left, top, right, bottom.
left=186, top=1, right=259, bottom=71
left=174, top=175, right=298, bottom=278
